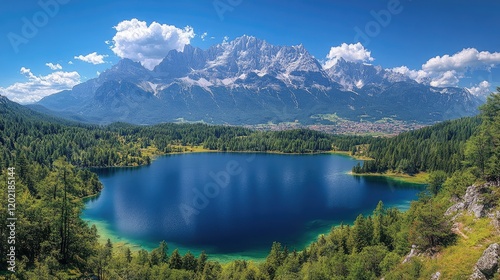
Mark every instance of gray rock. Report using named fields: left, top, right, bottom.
left=446, top=185, right=487, bottom=218
left=402, top=245, right=418, bottom=264
left=445, top=202, right=465, bottom=216
left=464, top=185, right=486, bottom=218
left=430, top=271, right=441, bottom=280
left=476, top=243, right=500, bottom=277
left=469, top=267, right=487, bottom=280
left=487, top=211, right=500, bottom=231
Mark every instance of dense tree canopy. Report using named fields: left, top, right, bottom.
left=1, top=89, right=499, bottom=279
left=352, top=116, right=481, bottom=175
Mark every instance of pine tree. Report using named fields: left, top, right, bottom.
left=197, top=251, right=208, bottom=273
left=182, top=251, right=197, bottom=271
left=169, top=249, right=182, bottom=270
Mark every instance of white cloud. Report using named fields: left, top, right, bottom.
left=324, top=43, right=374, bottom=69
left=20, top=67, right=32, bottom=76
left=110, top=18, right=195, bottom=70
left=422, top=48, right=500, bottom=73
left=0, top=67, right=80, bottom=104
left=68, top=61, right=73, bottom=65
left=429, top=70, right=460, bottom=87
left=74, top=52, right=108, bottom=64
left=467, top=81, right=492, bottom=97
left=393, top=48, right=500, bottom=88
left=390, top=66, right=428, bottom=83
left=201, top=32, right=208, bottom=41
left=45, top=62, right=62, bottom=70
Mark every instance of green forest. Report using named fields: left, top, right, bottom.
left=0, top=89, right=499, bottom=279
left=351, top=116, right=481, bottom=175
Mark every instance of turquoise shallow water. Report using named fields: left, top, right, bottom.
left=82, top=153, right=423, bottom=261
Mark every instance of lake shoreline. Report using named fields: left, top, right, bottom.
left=349, top=171, right=429, bottom=184
left=84, top=147, right=362, bottom=170
left=82, top=149, right=425, bottom=262
left=157, top=149, right=427, bottom=185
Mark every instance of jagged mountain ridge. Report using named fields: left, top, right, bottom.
left=325, top=57, right=412, bottom=91
left=36, top=35, right=482, bottom=125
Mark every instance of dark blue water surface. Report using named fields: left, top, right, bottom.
left=82, top=153, right=422, bottom=260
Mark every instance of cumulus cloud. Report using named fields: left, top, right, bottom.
left=429, top=70, right=460, bottom=87
left=390, top=66, right=428, bottom=83
left=46, top=62, right=62, bottom=70
left=0, top=67, right=80, bottom=104
left=110, top=18, right=195, bottom=70
left=324, top=43, right=374, bottom=69
left=467, top=81, right=492, bottom=97
left=20, top=67, right=32, bottom=76
left=74, top=52, right=108, bottom=64
left=423, top=48, right=500, bottom=73
left=392, top=48, right=500, bottom=87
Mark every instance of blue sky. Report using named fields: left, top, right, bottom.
left=1, top=0, right=499, bottom=103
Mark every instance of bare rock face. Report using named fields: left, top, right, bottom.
left=470, top=243, right=500, bottom=279
left=462, top=185, right=486, bottom=218
left=446, top=201, right=466, bottom=217
left=446, top=184, right=488, bottom=218
left=476, top=243, right=500, bottom=277
left=487, top=210, right=500, bottom=231
left=469, top=267, right=488, bottom=280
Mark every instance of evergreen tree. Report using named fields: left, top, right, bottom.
left=169, top=249, right=183, bottom=270
left=409, top=202, right=455, bottom=250
left=182, top=251, right=197, bottom=271
left=427, top=170, right=447, bottom=195
left=150, top=241, right=169, bottom=265
left=197, top=251, right=208, bottom=273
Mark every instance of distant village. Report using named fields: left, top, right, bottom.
left=247, top=119, right=427, bottom=136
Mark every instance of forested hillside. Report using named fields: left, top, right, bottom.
left=352, top=117, right=481, bottom=175
left=0, top=90, right=498, bottom=279
left=0, top=95, right=365, bottom=278
left=0, top=95, right=366, bottom=173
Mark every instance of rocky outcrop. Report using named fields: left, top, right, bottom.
left=447, top=183, right=500, bottom=279
left=445, top=185, right=484, bottom=218
left=477, top=243, right=500, bottom=277
left=470, top=243, right=500, bottom=279
left=470, top=267, right=488, bottom=280
left=402, top=245, right=418, bottom=264
left=446, top=183, right=499, bottom=219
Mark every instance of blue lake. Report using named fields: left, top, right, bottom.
left=82, top=153, right=423, bottom=261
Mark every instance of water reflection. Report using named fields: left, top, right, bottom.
left=83, top=153, right=423, bottom=255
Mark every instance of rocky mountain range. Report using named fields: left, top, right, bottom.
left=35, top=35, right=483, bottom=125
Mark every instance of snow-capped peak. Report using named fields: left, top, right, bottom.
left=152, top=35, right=330, bottom=88
left=325, top=57, right=412, bottom=90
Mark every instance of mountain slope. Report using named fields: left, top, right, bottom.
left=36, top=36, right=483, bottom=125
